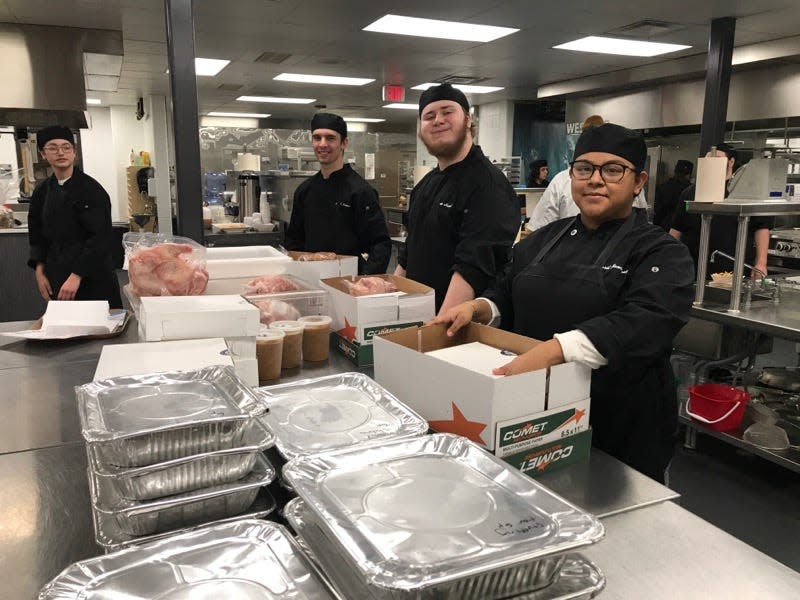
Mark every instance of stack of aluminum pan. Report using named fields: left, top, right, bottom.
left=39, top=519, right=341, bottom=599
left=76, top=366, right=278, bottom=551
left=257, top=372, right=428, bottom=493
left=282, top=433, right=606, bottom=599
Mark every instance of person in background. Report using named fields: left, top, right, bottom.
left=434, top=124, right=694, bottom=482
left=669, top=143, right=772, bottom=279
left=653, top=159, right=693, bottom=230
left=285, top=112, right=391, bottom=275
left=27, top=125, right=122, bottom=307
left=395, top=84, right=518, bottom=313
left=527, top=115, right=649, bottom=231
left=527, top=159, right=550, bottom=187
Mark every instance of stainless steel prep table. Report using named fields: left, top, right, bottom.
left=0, top=317, right=787, bottom=598
left=582, top=500, right=800, bottom=599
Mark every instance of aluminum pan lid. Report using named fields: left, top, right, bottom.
left=40, top=519, right=338, bottom=599
left=78, top=366, right=265, bottom=442
left=257, top=373, right=428, bottom=460
left=283, top=433, right=604, bottom=592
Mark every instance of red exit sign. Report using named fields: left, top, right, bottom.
left=382, top=84, right=405, bottom=102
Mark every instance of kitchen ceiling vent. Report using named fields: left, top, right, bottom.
left=435, top=74, right=489, bottom=85
left=255, top=51, right=292, bottom=64
left=607, top=20, right=684, bottom=38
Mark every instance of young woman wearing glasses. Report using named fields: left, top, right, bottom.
left=434, top=124, right=694, bottom=483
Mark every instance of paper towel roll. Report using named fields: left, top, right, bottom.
left=413, top=165, right=433, bottom=184
left=237, top=152, right=261, bottom=172
left=695, top=156, right=727, bottom=203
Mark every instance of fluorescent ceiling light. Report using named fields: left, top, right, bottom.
left=274, top=73, right=375, bottom=86
left=343, top=117, right=386, bottom=123
left=411, top=83, right=503, bottom=94
left=86, top=98, right=102, bottom=105
left=554, top=36, right=690, bottom=57
left=364, top=14, right=518, bottom=43
left=237, top=95, right=316, bottom=104
left=208, top=111, right=269, bottom=118
left=195, top=58, right=230, bottom=76
left=384, top=103, right=419, bottom=110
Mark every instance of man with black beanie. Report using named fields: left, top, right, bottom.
left=653, top=159, right=693, bottom=230
left=285, top=112, right=391, bottom=274
left=395, top=84, right=518, bottom=313
left=27, top=125, right=122, bottom=307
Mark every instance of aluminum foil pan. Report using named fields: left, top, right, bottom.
left=257, top=372, right=428, bottom=460
left=92, top=489, right=277, bottom=553
left=40, top=519, right=339, bottom=599
left=78, top=366, right=265, bottom=467
left=89, top=419, right=275, bottom=500
left=283, top=433, right=604, bottom=599
left=90, top=454, right=276, bottom=535
left=286, top=498, right=605, bottom=600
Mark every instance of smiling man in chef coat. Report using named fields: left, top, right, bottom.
left=395, top=84, right=519, bottom=314
left=285, top=112, right=391, bottom=275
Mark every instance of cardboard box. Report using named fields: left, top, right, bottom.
left=139, top=295, right=260, bottom=341
left=225, top=336, right=257, bottom=360
left=205, top=245, right=291, bottom=279
left=321, top=275, right=434, bottom=345
left=286, top=251, right=358, bottom=284
left=332, top=331, right=374, bottom=366
left=494, top=398, right=591, bottom=458
left=373, top=323, right=591, bottom=451
left=232, top=356, right=258, bottom=387
left=94, top=338, right=233, bottom=381
left=500, top=429, right=592, bottom=477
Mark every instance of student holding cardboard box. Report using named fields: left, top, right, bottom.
left=434, top=124, right=695, bottom=483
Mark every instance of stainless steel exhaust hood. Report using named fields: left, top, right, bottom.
left=0, top=23, right=122, bottom=129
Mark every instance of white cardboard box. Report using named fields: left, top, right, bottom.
left=139, top=295, right=260, bottom=341
left=225, top=336, right=257, bottom=360
left=373, top=323, right=591, bottom=451
left=494, top=398, right=591, bottom=458
left=205, top=245, right=291, bottom=279
left=320, top=275, right=435, bottom=345
left=286, top=251, right=358, bottom=284
left=94, top=338, right=233, bottom=381
left=231, top=356, right=258, bottom=387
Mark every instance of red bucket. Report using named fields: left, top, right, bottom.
left=686, top=383, right=749, bottom=432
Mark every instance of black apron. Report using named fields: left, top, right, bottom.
left=511, top=212, right=676, bottom=482
left=41, top=180, right=121, bottom=307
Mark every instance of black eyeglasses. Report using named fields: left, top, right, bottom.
left=570, top=160, right=637, bottom=183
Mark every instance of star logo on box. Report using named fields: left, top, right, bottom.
left=337, top=318, right=357, bottom=341
left=429, top=403, right=487, bottom=445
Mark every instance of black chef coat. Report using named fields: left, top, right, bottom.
left=399, top=145, right=518, bottom=311
left=484, top=210, right=694, bottom=481
left=27, top=168, right=122, bottom=307
left=653, top=176, right=690, bottom=230
left=285, top=164, right=391, bottom=275
left=670, top=183, right=773, bottom=277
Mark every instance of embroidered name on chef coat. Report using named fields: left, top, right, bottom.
left=602, top=264, right=629, bottom=274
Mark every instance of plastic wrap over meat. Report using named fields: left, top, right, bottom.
left=296, top=252, right=338, bottom=262
left=124, top=233, right=209, bottom=297
left=253, top=298, right=301, bottom=325
left=244, top=275, right=303, bottom=295
left=347, top=276, right=398, bottom=297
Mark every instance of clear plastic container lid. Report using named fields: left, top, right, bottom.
left=257, top=328, right=285, bottom=342
left=40, top=519, right=338, bottom=599
left=257, top=373, right=427, bottom=460
left=270, top=320, right=305, bottom=334
left=78, top=366, right=263, bottom=442
left=283, top=433, right=604, bottom=592
left=298, top=315, right=332, bottom=327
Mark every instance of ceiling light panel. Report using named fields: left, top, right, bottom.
left=411, top=83, right=503, bottom=94
left=364, top=14, right=518, bottom=43
left=86, top=98, right=102, bottom=105
left=195, top=58, right=230, bottom=76
left=237, top=95, right=316, bottom=104
left=384, top=103, right=419, bottom=110
left=554, top=36, right=690, bottom=57
left=274, top=73, right=375, bottom=86
left=208, top=112, right=270, bottom=118
left=343, top=117, right=386, bottom=123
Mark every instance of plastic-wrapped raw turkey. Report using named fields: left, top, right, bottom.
left=295, top=251, right=337, bottom=261
left=347, top=276, right=398, bottom=297
left=128, top=243, right=209, bottom=296
left=252, top=298, right=301, bottom=324
left=244, top=275, right=302, bottom=295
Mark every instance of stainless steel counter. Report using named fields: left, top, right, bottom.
left=583, top=500, right=800, bottom=599
left=0, top=317, right=793, bottom=598
left=691, top=290, right=800, bottom=341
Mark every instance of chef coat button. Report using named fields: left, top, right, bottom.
left=570, top=229, right=577, bottom=236
left=651, top=266, right=660, bottom=273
